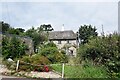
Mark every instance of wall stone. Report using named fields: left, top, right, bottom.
left=0, top=33, right=34, bottom=55
left=51, top=39, right=77, bottom=57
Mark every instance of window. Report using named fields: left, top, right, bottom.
left=67, top=40, right=69, bottom=44
left=58, top=41, right=61, bottom=44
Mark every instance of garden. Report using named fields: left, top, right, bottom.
left=1, top=22, right=120, bottom=78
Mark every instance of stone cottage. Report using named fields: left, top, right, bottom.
left=48, top=30, right=77, bottom=57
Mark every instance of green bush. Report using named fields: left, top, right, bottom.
left=44, top=42, right=57, bottom=48
left=31, top=54, right=51, bottom=65
left=78, top=33, right=120, bottom=78
left=19, top=55, right=51, bottom=72
left=39, top=47, right=68, bottom=63
left=40, top=47, right=58, bottom=56
left=2, top=36, right=28, bottom=60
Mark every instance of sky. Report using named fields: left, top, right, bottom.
left=0, top=0, right=119, bottom=35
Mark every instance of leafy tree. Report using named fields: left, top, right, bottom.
left=25, top=27, right=47, bottom=52
left=2, top=36, right=27, bottom=59
left=8, top=28, right=25, bottom=35
left=7, top=28, right=21, bottom=35
left=0, top=21, right=10, bottom=33
left=78, top=25, right=98, bottom=44
left=78, top=33, right=120, bottom=78
left=0, top=21, right=25, bottom=36
left=16, top=28, right=25, bottom=33
left=38, top=24, right=54, bottom=32
left=25, top=27, right=36, bottom=37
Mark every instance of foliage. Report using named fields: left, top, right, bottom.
left=38, top=42, right=68, bottom=63
left=38, top=24, right=54, bottom=32
left=52, top=62, right=109, bottom=78
left=2, top=36, right=28, bottom=59
left=25, top=27, right=47, bottom=52
left=0, top=21, right=25, bottom=35
left=44, top=42, right=57, bottom=48
left=19, top=55, right=51, bottom=72
left=8, top=28, right=25, bottom=35
left=78, top=25, right=98, bottom=44
left=39, top=47, right=67, bottom=63
left=0, top=21, right=10, bottom=33
left=78, top=33, right=120, bottom=78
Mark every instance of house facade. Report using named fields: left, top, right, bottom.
left=48, top=30, right=78, bottom=57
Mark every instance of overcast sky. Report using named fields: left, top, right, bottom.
left=1, top=0, right=119, bottom=35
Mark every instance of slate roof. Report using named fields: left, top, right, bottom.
left=48, top=30, right=77, bottom=40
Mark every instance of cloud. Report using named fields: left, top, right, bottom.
left=1, top=2, right=118, bottom=35
left=0, top=0, right=119, bottom=2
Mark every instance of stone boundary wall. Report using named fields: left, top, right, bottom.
left=0, top=32, right=34, bottom=55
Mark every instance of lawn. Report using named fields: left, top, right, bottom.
left=51, top=63, right=109, bottom=78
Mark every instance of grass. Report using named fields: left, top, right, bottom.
left=52, top=63, right=109, bottom=78
left=0, top=56, right=3, bottom=64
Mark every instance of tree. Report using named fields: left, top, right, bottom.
left=25, top=27, right=47, bottom=52
left=16, top=28, right=25, bottom=33
left=78, top=33, right=120, bottom=78
left=2, top=36, right=27, bottom=59
left=38, top=24, right=54, bottom=32
left=0, top=21, right=25, bottom=35
left=0, top=21, right=10, bottom=33
left=78, top=25, right=98, bottom=44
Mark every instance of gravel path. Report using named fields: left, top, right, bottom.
left=0, top=64, right=61, bottom=78
left=29, top=71, right=61, bottom=78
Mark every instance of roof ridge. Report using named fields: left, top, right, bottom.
left=50, top=30, right=74, bottom=32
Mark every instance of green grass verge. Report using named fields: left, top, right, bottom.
left=52, top=64, right=109, bottom=78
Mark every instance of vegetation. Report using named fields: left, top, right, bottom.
left=1, top=22, right=54, bottom=52
left=52, top=62, right=109, bottom=78
left=0, top=21, right=25, bottom=35
left=78, top=33, right=120, bottom=78
left=38, top=42, right=68, bottom=63
left=1, top=22, right=120, bottom=78
left=2, top=36, right=28, bottom=60
left=19, top=55, right=51, bottom=72
left=37, top=24, right=54, bottom=32
left=78, top=25, right=98, bottom=44
left=25, top=27, right=47, bottom=52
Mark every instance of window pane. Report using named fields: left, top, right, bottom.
left=67, top=40, right=69, bottom=44
left=58, top=41, right=61, bottom=44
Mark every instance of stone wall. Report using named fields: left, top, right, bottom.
left=51, top=39, right=77, bottom=57
left=0, top=33, right=34, bottom=55
left=52, top=40, right=77, bottom=49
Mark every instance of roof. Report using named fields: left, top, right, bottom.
left=48, top=30, right=77, bottom=40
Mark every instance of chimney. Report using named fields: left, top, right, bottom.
left=61, top=24, right=64, bottom=31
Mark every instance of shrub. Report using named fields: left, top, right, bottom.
left=54, top=52, right=68, bottom=63
left=31, top=54, right=51, bottom=65
left=40, top=47, right=58, bottom=56
left=2, top=36, right=28, bottom=60
left=78, top=33, right=120, bottom=78
left=19, top=55, right=51, bottom=72
left=44, top=42, right=57, bottom=48
left=39, top=47, right=68, bottom=63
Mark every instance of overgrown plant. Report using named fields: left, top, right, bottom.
left=78, top=33, right=120, bottom=78
left=2, top=36, right=28, bottom=60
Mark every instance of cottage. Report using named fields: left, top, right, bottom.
left=48, top=30, right=77, bottom=57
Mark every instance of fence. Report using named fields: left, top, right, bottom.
left=15, top=60, right=82, bottom=78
